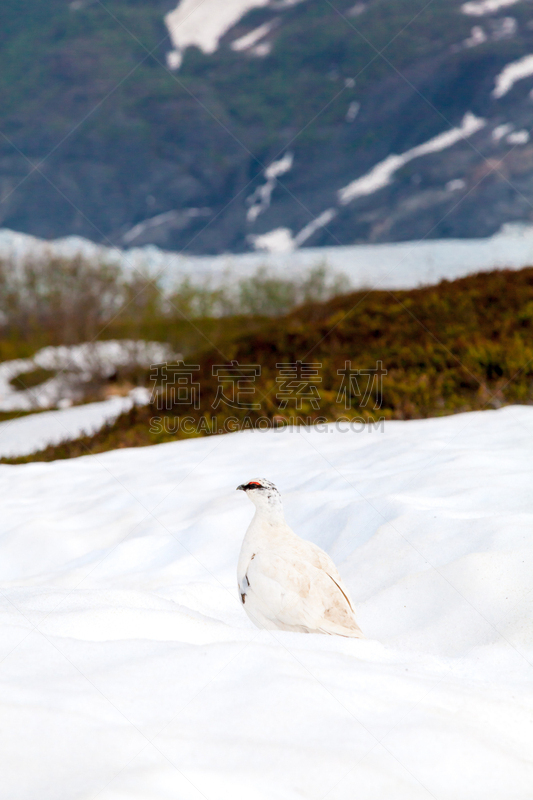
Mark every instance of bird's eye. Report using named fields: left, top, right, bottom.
left=247, top=482, right=262, bottom=489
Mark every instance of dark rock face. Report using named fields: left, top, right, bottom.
left=2, top=0, right=533, bottom=253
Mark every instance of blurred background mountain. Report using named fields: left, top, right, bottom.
left=2, top=0, right=533, bottom=254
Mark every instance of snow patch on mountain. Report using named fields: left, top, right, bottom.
left=248, top=209, right=340, bottom=252
left=248, top=227, right=295, bottom=252
left=507, top=128, right=530, bottom=143
left=348, top=2, right=367, bottom=14
left=461, top=0, right=521, bottom=15
left=463, top=25, right=488, bottom=47
left=165, top=0, right=272, bottom=66
left=454, top=15, right=516, bottom=52
left=492, top=53, right=533, bottom=97
left=246, top=152, right=293, bottom=222
left=346, top=100, right=361, bottom=122
left=294, top=208, right=338, bottom=247
left=338, top=112, right=486, bottom=205
left=122, top=209, right=211, bottom=246
left=231, top=18, right=278, bottom=51
left=492, top=122, right=515, bottom=140
left=492, top=15, right=518, bottom=37
left=446, top=178, right=467, bottom=191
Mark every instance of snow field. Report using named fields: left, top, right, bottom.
left=164, top=0, right=307, bottom=64
left=0, top=396, right=140, bottom=459
left=461, top=0, right=521, bottom=15
left=0, top=341, right=171, bottom=412
left=1, top=406, right=533, bottom=798
left=165, top=0, right=271, bottom=68
left=4, top=221, right=533, bottom=291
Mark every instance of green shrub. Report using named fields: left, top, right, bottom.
left=5, top=266, right=533, bottom=464
left=9, top=367, right=56, bottom=391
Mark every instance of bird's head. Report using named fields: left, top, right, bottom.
left=236, top=478, right=282, bottom=512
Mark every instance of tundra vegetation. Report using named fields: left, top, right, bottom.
left=2, top=253, right=533, bottom=462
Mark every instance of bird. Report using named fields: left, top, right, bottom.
left=236, top=478, right=363, bottom=637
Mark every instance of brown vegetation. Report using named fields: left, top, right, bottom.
left=4, top=266, right=533, bottom=464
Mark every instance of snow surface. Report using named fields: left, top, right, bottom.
left=3, top=223, right=533, bottom=290
left=507, top=129, right=530, bottom=144
left=4, top=222, right=533, bottom=292
left=461, top=0, right=521, bottom=15
left=445, top=178, right=467, bottom=191
left=463, top=25, right=488, bottom=47
left=250, top=41, right=272, bottom=56
left=494, top=15, right=518, bottom=37
left=164, top=0, right=307, bottom=67
left=338, top=113, right=486, bottom=205
left=0, top=341, right=172, bottom=412
left=454, top=16, right=516, bottom=51
left=231, top=19, right=278, bottom=51
left=348, top=2, right=367, bottom=15
left=165, top=0, right=271, bottom=58
left=294, top=207, right=338, bottom=247
left=345, top=100, right=360, bottom=122
left=492, top=53, right=533, bottom=98
left=0, top=396, right=137, bottom=458
left=1, top=406, right=533, bottom=798
left=122, top=209, right=211, bottom=246
left=247, top=226, right=296, bottom=252
left=492, top=122, right=514, bottom=140
left=246, top=151, right=293, bottom=223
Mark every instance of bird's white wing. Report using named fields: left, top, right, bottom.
left=242, top=545, right=363, bottom=637
left=304, top=541, right=354, bottom=604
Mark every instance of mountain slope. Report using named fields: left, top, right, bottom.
left=4, top=264, right=533, bottom=464
left=1, top=0, right=533, bottom=253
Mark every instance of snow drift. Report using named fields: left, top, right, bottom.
left=0, top=341, right=171, bottom=412
left=0, top=407, right=532, bottom=798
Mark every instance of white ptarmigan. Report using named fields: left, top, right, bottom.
left=236, top=478, right=364, bottom=637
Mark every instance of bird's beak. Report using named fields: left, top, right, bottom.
left=236, top=484, right=246, bottom=491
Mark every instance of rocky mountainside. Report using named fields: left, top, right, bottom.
left=2, top=0, right=533, bottom=254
